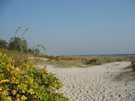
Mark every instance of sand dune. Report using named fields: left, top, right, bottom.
left=47, top=62, right=135, bottom=101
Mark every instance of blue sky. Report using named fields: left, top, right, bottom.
left=0, top=0, right=135, bottom=55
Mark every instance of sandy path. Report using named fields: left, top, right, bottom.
left=47, top=62, right=135, bottom=101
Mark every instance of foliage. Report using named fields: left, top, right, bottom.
left=130, top=57, right=135, bottom=71
left=0, top=36, right=44, bottom=56
left=0, top=39, right=8, bottom=49
left=8, top=37, right=28, bottom=52
left=46, top=55, right=129, bottom=67
left=131, top=62, right=135, bottom=71
left=0, top=26, right=46, bottom=55
left=81, top=58, right=99, bottom=65
left=32, top=48, right=40, bottom=56
left=0, top=51, right=68, bottom=101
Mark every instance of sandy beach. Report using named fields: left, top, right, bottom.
left=47, top=62, right=135, bottom=101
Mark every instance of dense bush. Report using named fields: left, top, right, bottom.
left=130, top=57, right=135, bottom=71
left=0, top=39, right=8, bottom=49
left=131, top=61, right=135, bottom=71
left=82, top=58, right=99, bottom=65
left=8, top=37, right=28, bottom=52
left=0, top=37, right=43, bottom=56
left=0, top=51, right=68, bottom=101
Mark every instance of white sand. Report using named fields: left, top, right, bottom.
left=47, top=62, right=135, bottom=101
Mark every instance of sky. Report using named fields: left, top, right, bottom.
left=0, top=0, right=135, bottom=55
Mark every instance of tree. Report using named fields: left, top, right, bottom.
left=36, top=44, right=46, bottom=54
left=33, top=48, right=40, bottom=55
left=8, top=37, right=28, bottom=52
left=0, top=39, right=8, bottom=49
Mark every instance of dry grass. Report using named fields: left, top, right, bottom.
left=44, top=55, right=132, bottom=67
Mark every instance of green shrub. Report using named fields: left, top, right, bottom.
left=82, top=58, right=99, bottom=65
left=0, top=51, right=68, bottom=101
left=0, top=39, right=8, bottom=49
left=8, top=37, right=28, bottom=52
left=131, top=62, right=135, bottom=71
left=130, top=57, right=135, bottom=71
